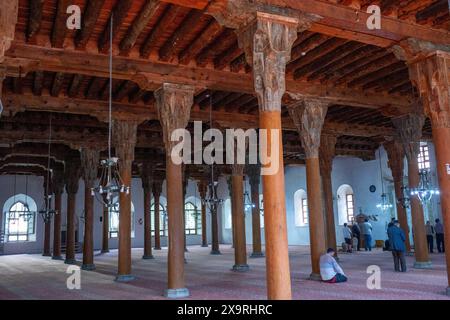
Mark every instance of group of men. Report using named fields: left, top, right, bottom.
left=342, top=219, right=373, bottom=253
left=425, top=219, right=446, bottom=254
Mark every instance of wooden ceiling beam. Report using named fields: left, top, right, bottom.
left=367, top=70, right=410, bottom=91
left=85, top=77, right=105, bottom=100
left=27, top=0, right=44, bottom=41
left=75, top=0, right=106, bottom=49
left=288, top=34, right=330, bottom=72
left=159, top=9, right=204, bottom=62
left=178, top=19, right=223, bottom=65
left=348, top=61, right=406, bottom=88
left=51, top=0, right=70, bottom=48
left=416, top=0, right=449, bottom=22
left=214, top=43, right=243, bottom=70
left=120, top=0, right=160, bottom=53
left=68, top=74, right=83, bottom=98
left=98, top=0, right=133, bottom=53
left=5, top=43, right=411, bottom=109
left=50, top=72, right=65, bottom=97
left=33, top=71, right=43, bottom=96
left=140, top=4, right=184, bottom=58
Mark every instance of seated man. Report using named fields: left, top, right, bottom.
left=320, top=248, right=348, bottom=283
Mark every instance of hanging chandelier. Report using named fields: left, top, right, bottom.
left=410, top=169, right=440, bottom=205
left=376, top=148, right=393, bottom=212
left=8, top=175, right=36, bottom=222
left=39, top=114, right=57, bottom=223
left=202, top=93, right=223, bottom=211
left=397, top=185, right=411, bottom=209
left=91, top=16, right=129, bottom=208
left=243, top=177, right=255, bottom=213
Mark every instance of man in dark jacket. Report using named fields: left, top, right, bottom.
left=387, top=220, right=407, bottom=272
left=351, top=223, right=361, bottom=251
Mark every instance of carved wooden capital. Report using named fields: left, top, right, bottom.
left=140, top=162, right=154, bottom=192
left=408, top=52, right=450, bottom=129
left=392, top=113, right=425, bottom=161
left=65, top=158, right=81, bottom=194
left=52, top=168, right=65, bottom=195
left=0, top=0, right=18, bottom=63
left=288, top=98, right=329, bottom=158
left=80, top=147, right=99, bottom=188
left=319, top=134, right=337, bottom=174
left=113, top=120, right=137, bottom=170
left=384, top=140, right=405, bottom=183
left=237, top=12, right=298, bottom=112
left=390, top=38, right=450, bottom=62
left=152, top=179, right=163, bottom=197
left=231, top=163, right=245, bottom=176
left=154, top=83, right=194, bottom=152
left=246, top=164, right=261, bottom=189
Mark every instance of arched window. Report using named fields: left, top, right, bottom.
left=108, top=197, right=135, bottom=238
left=185, top=202, right=201, bottom=235
left=3, top=194, right=37, bottom=242
left=337, top=184, right=355, bottom=225
left=224, top=198, right=232, bottom=229
left=150, top=202, right=167, bottom=237
left=294, top=189, right=308, bottom=226
left=418, top=142, right=430, bottom=170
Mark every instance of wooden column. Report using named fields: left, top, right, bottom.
left=288, top=98, right=328, bottom=280
left=408, top=49, right=450, bottom=293
left=155, top=83, right=194, bottom=298
left=198, top=180, right=208, bottom=247
left=247, top=164, right=263, bottom=257
left=52, top=169, right=64, bottom=260
left=319, top=134, right=338, bottom=254
left=80, top=147, right=99, bottom=270
left=227, top=176, right=236, bottom=249
left=182, top=168, right=188, bottom=252
left=153, top=180, right=163, bottom=250
left=113, top=120, right=137, bottom=282
left=0, top=0, right=18, bottom=63
left=384, top=139, right=411, bottom=252
left=210, top=180, right=221, bottom=255
left=64, top=158, right=81, bottom=265
left=141, top=162, right=154, bottom=259
left=101, top=193, right=109, bottom=253
left=238, top=12, right=299, bottom=299
left=393, top=113, right=431, bottom=268
left=42, top=179, right=51, bottom=257
left=231, top=165, right=249, bottom=271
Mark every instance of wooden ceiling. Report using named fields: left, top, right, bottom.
left=0, top=0, right=447, bottom=177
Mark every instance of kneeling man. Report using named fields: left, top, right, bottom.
left=320, top=248, right=348, bottom=283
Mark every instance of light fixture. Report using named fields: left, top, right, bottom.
left=39, top=114, right=57, bottom=223
left=243, top=177, right=255, bottom=213
left=376, top=148, right=393, bottom=212
left=410, top=169, right=440, bottom=205
left=8, top=175, right=36, bottom=222
left=91, top=16, right=129, bottom=208
left=397, top=184, right=410, bottom=209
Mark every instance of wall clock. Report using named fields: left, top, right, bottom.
left=369, top=185, right=376, bottom=193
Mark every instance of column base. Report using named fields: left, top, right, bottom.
left=446, top=287, right=450, bottom=296
left=201, top=244, right=208, bottom=247
left=309, top=273, right=322, bottom=281
left=154, top=247, right=162, bottom=250
left=164, top=288, right=190, bottom=299
left=210, top=250, right=221, bottom=255
left=101, top=249, right=110, bottom=254
left=232, top=264, right=250, bottom=272
left=64, top=259, right=77, bottom=265
left=115, top=274, right=136, bottom=282
left=81, top=264, right=96, bottom=271
left=250, top=252, right=264, bottom=258
left=413, top=261, right=433, bottom=269
left=142, top=255, right=154, bottom=260
left=52, top=255, right=63, bottom=260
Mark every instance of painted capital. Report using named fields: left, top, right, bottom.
left=384, top=139, right=405, bottom=183
left=0, top=0, right=18, bottom=63
left=319, top=134, right=337, bottom=174
left=65, top=158, right=81, bottom=194
left=154, top=83, right=194, bottom=152
left=140, top=162, right=154, bottom=192
left=237, top=12, right=298, bottom=112
left=246, top=164, right=261, bottom=189
left=392, top=113, right=425, bottom=161
left=52, top=168, right=65, bottom=196
left=80, top=148, right=99, bottom=188
left=288, top=98, right=329, bottom=159
left=408, top=52, right=450, bottom=129
left=113, top=120, right=137, bottom=170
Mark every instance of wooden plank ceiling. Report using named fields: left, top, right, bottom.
left=0, top=0, right=446, bottom=176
